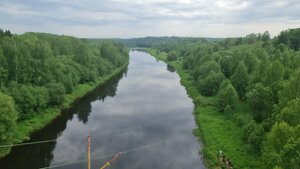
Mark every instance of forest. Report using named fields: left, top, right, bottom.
left=0, top=27, right=299, bottom=169
left=112, top=36, right=218, bottom=48
left=142, top=28, right=300, bottom=169
left=0, top=29, right=129, bottom=157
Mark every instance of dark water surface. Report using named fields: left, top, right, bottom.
left=0, top=51, right=205, bottom=169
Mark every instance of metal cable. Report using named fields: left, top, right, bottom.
left=39, top=136, right=178, bottom=169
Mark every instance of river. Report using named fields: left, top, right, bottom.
left=0, top=50, right=205, bottom=169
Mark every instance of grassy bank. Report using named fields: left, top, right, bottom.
left=11, top=62, right=128, bottom=146
left=144, top=48, right=263, bottom=169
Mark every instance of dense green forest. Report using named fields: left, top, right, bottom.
left=0, top=29, right=128, bottom=157
left=143, top=28, right=300, bottom=169
left=111, top=36, right=219, bottom=48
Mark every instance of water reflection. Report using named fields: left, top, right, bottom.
left=73, top=72, right=126, bottom=124
left=0, top=51, right=205, bottom=169
left=0, top=71, right=125, bottom=169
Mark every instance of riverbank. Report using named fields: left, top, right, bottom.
left=7, top=62, right=128, bottom=156
left=144, top=48, right=263, bottom=169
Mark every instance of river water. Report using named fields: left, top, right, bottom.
left=0, top=51, right=205, bottom=169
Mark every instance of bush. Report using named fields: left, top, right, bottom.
left=246, top=83, right=274, bottom=122
left=166, top=50, right=177, bottom=61
left=193, top=60, right=220, bottom=81
left=46, top=82, right=65, bottom=106
left=197, top=71, right=225, bottom=96
left=242, top=120, right=264, bottom=151
left=217, top=81, right=238, bottom=112
left=12, top=85, right=49, bottom=119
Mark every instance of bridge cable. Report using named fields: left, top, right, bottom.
left=0, top=139, right=56, bottom=148
left=39, top=136, right=178, bottom=169
left=0, top=123, right=156, bottom=148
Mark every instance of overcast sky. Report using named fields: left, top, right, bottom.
left=0, top=0, right=300, bottom=38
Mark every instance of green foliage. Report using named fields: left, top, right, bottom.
left=0, top=30, right=128, bottom=120
left=243, top=51, right=258, bottom=74
left=149, top=48, right=264, bottom=169
left=242, top=120, right=264, bottom=151
left=277, top=69, right=300, bottom=110
left=100, top=41, right=127, bottom=66
left=277, top=99, right=300, bottom=126
left=197, top=71, right=225, bottom=96
left=46, top=83, right=65, bottom=106
left=166, top=50, right=177, bottom=61
left=193, top=60, right=220, bottom=81
left=251, top=60, right=269, bottom=84
left=219, top=56, right=232, bottom=77
left=0, top=29, right=12, bottom=38
left=0, top=47, right=8, bottom=85
left=230, top=62, right=249, bottom=99
left=264, top=60, right=285, bottom=86
left=262, top=31, right=271, bottom=41
left=291, top=53, right=300, bottom=70
left=74, top=43, right=89, bottom=65
left=262, top=122, right=300, bottom=169
left=0, top=29, right=129, bottom=159
left=275, top=28, right=300, bottom=51
left=0, top=91, right=18, bottom=157
left=146, top=28, right=300, bottom=169
left=246, top=83, right=274, bottom=122
left=11, top=85, right=49, bottom=119
left=217, top=80, right=238, bottom=112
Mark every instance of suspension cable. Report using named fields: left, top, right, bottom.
left=39, top=136, right=178, bottom=169
left=0, top=139, right=56, bottom=148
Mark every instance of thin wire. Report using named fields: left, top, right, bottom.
left=122, top=137, right=174, bottom=154
left=39, top=153, right=116, bottom=169
left=0, top=139, right=56, bottom=148
left=0, top=123, right=157, bottom=148
left=39, top=136, right=179, bottom=169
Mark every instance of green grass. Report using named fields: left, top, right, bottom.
left=10, top=62, right=128, bottom=149
left=144, top=48, right=264, bottom=169
left=196, top=106, right=260, bottom=168
left=144, top=48, right=168, bottom=61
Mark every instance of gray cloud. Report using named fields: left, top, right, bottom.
left=0, top=0, right=299, bottom=38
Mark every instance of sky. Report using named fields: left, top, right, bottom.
left=0, top=0, right=300, bottom=38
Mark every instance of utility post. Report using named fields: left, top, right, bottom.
left=88, top=135, right=91, bottom=169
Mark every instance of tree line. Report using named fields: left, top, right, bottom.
left=0, top=29, right=128, bottom=157
left=151, top=28, right=300, bottom=169
left=113, top=36, right=218, bottom=48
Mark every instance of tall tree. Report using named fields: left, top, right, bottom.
left=218, top=80, right=238, bottom=112
left=0, top=47, right=8, bottom=85
left=278, top=99, right=300, bottom=126
left=277, top=69, right=300, bottom=110
left=243, top=51, right=258, bottom=74
left=246, top=83, right=274, bottom=122
left=219, top=56, right=232, bottom=78
left=264, top=60, right=285, bottom=86
left=193, top=60, right=220, bottom=81
left=262, top=122, right=300, bottom=169
left=0, top=91, right=18, bottom=157
left=230, top=62, right=249, bottom=99
left=197, top=71, right=225, bottom=96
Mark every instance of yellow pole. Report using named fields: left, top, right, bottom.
left=99, top=152, right=122, bottom=169
left=88, top=135, right=91, bottom=169
left=100, top=162, right=110, bottom=169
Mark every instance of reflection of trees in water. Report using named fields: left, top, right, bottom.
left=0, top=70, right=126, bottom=169
left=74, top=70, right=126, bottom=123
left=0, top=140, right=56, bottom=169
